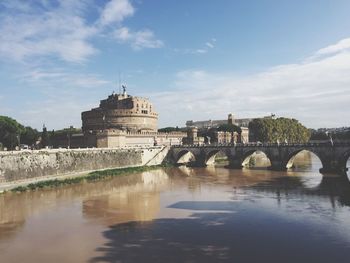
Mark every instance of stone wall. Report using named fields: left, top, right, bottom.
left=0, top=146, right=169, bottom=184
left=96, top=130, right=186, bottom=148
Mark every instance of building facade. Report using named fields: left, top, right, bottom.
left=186, top=113, right=253, bottom=129
left=182, top=114, right=250, bottom=145
left=82, top=88, right=158, bottom=133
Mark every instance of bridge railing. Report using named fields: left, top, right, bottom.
left=172, top=141, right=350, bottom=148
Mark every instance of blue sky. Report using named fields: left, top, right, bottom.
left=0, top=0, right=350, bottom=130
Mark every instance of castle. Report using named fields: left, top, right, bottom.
left=82, top=86, right=158, bottom=133
left=81, top=87, right=186, bottom=148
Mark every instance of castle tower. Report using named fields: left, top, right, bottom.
left=187, top=127, right=198, bottom=139
left=228, top=113, right=234, bottom=125
left=81, top=90, right=158, bottom=133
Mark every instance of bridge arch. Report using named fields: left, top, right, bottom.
left=176, top=149, right=196, bottom=164
left=205, top=149, right=230, bottom=166
left=284, top=149, right=324, bottom=171
left=242, top=149, right=271, bottom=168
left=340, top=150, right=350, bottom=176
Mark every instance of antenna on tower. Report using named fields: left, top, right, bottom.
left=118, top=71, right=121, bottom=94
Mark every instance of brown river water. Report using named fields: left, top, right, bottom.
left=1, top=153, right=350, bottom=263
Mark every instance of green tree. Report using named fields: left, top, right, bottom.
left=20, top=126, right=39, bottom=146
left=41, top=125, right=50, bottom=147
left=158, top=126, right=181, bottom=133
left=217, top=123, right=242, bottom=134
left=249, top=117, right=310, bottom=143
left=0, top=116, right=25, bottom=149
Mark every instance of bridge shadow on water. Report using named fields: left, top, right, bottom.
left=90, top=181, right=350, bottom=263
left=243, top=173, right=350, bottom=207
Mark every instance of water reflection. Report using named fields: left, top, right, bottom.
left=83, top=171, right=169, bottom=225
left=286, top=151, right=324, bottom=189
left=1, top=155, right=350, bottom=263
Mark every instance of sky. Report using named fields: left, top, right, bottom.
left=0, top=0, right=350, bottom=130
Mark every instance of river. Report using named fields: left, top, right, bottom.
left=0, top=153, right=350, bottom=262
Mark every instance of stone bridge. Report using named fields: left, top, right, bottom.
left=169, top=142, right=350, bottom=175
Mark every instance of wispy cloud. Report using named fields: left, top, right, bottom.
left=0, top=0, right=163, bottom=63
left=315, top=38, right=350, bottom=57
left=177, top=38, right=217, bottom=55
left=205, top=42, right=214, bottom=48
left=12, top=67, right=111, bottom=128
left=194, top=49, right=208, bottom=54
left=0, top=1, right=97, bottom=63
left=99, top=0, right=135, bottom=25
left=18, top=97, right=94, bottom=130
left=22, top=68, right=110, bottom=88
left=98, top=0, right=163, bottom=50
left=114, top=27, right=164, bottom=50
left=153, top=38, right=350, bottom=128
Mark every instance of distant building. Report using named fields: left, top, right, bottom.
left=213, top=128, right=249, bottom=144
left=182, top=127, right=205, bottom=145
left=183, top=114, right=250, bottom=145
left=186, top=113, right=253, bottom=129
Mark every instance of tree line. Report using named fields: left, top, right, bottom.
left=0, top=115, right=82, bottom=150
left=309, top=129, right=350, bottom=141
left=0, top=116, right=39, bottom=150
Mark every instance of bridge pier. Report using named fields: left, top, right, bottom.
left=228, top=159, right=243, bottom=169
left=320, top=158, right=348, bottom=175
left=319, top=160, right=348, bottom=175
left=191, top=152, right=208, bottom=167
left=269, top=160, right=288, bottom=171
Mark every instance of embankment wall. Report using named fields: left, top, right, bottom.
left=0, top=146, right=169, bottom=184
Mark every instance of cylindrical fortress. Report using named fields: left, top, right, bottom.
left=82, top=90, right=158, bottom=132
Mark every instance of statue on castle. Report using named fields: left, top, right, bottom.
left=122, top=85, right=127, bottom=95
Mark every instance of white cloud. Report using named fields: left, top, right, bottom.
left=18, top=97, right=91, bottom=130
left=104, top=0, right=163, bottom=50
left=153, top=39, right=350, bottom=129
left=206, top=42, right=214, bottom=48
left=0, top=1, right=97, bottom=63
left=100, top=0, right=134, bottom=25
left=114, top=27, right=164, bottom=50
left=0, top=0, right=162, bottom=63
left=11, top=67, right=111, bottom=129
left=22, top=68, right=110, bottom=88
left=195, top=49, right=208, bottom=54
left=179, top=38, right=216, bottom=55
left=315, top=38, right=350, bottom=56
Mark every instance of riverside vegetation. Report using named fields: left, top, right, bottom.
left=8, top=165, right=166, bottom=193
